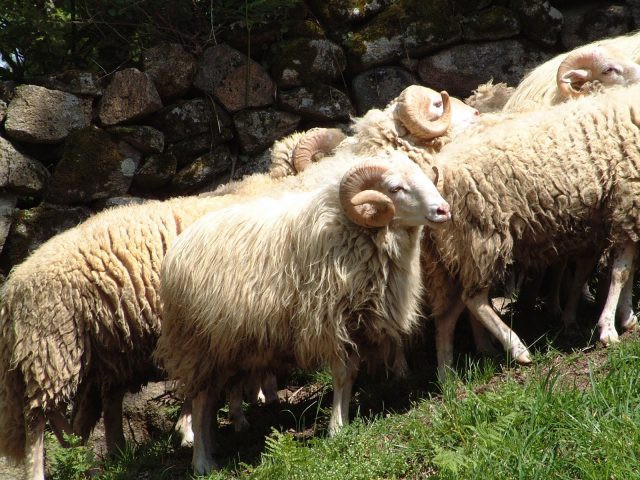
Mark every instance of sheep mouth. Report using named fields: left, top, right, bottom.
left=426, top=212, right=451, bottom=224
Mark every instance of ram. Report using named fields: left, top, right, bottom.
left=154, top=151, right=451, bottom=474
left=425, top=85, right=640, bottom=376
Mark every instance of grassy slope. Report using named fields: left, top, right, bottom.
left=48, top=332, right=640, bottom=480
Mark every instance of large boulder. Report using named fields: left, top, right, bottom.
left=170, top=145, right=236, bottom=195
left=233, top=108, right=300, bottom=155
left=418, top=39, right=553, bottom=98
left=98, top=68, right=163, bottom=126
left=133, top=153, right=178, bottom=192
left=510, top=0, right=563, bottom=47
left=560, top=3, right=633, bottom=50
left=46, top=126, right=141, bottom=204
left=351, top=67, right=419, bottom=114
left=270, top=38, right=347, bottom=88
left=341, top=0, right=462, bottom=71
left=306, top=0, right=393, bottom=30
left=4, top=85, right=92, bottom=144
left=40, top=70, right=103, bottom=97
left=193, top=44, right=276, bottom=112
left=143, top=43, right=198, bottom=101
left=107, top=125, right=165, bottom=154
left=151, top=98, right=234, bottom=144
left=0, top=136, right=49, bottom=196
left=278, top=85, right=354, bottom=121
left=461, top=6, right=520, bottom=42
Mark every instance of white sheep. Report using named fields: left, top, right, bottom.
left=503, top=33, right=640, bottom=112
left=426, top=85, right=640, bottom=376
left=0, top=192, right=271, bottom=480
left=154, top=150, right=451, bottom=474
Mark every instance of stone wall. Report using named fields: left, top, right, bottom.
left=0, top=0, right=636, bottom=272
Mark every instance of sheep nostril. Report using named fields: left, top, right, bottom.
left=436, top=203, right=450, bottom=216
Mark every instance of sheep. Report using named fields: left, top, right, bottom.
left=425, top=84, right=640, bottom=377
left=464, top=79, right=515, bottom=113
left=154, top=150, right=451, bottom=474
left=503, top=34, right=640, bottom=112
left=0, top=192, right=276, bottom=480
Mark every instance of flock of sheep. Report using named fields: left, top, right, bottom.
left=3, top=30, right=640, bottom=479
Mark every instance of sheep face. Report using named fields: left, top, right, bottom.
left=340, top=152, right=450, bottom=228
left=557, top=45, right=640, bottom=96
left=383, top=160, right=451, bottom=226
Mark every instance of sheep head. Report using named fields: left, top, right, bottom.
left=340, top=153, right=451, bottom=228
left=394, top=86, right=453, bottom=140
left=292, top=128, right=347, bottom=173
left=557, top=45, right=640, bottom=97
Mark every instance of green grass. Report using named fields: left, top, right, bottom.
left=50, top=337, right=640, bottom=479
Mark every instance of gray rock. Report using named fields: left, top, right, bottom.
left=278, top=85, right=355, bottom=121
left=151, top=98, right=233, bottom=144
left=233, top=108, right=300, bottom=155
left=1, top=203, right=92, bottom=268
left=510, top=0, right=563, bottom=47
left=418, top=39, right=553, bottom=98
left=95, top=196, right=149, bottom=210
left=270, top=38, right=347, bottom=88
left=46, top=126, right=141, bottom=204
left=143, top=43, right=198, bottom=100
left=193, top=44, right=275, bottom=112
left=41, top=70, right=103, bottom=97
left=170, top=145, right=237, bottom=195
left=133, top=153, right=178, bottom=191
left=167, top=132, right=233, bottom=168
left=560, top=2, right=633, bottom=50
left=461, top=6, right=520, bottom=42
left=306, top=0, right=393, bottom=29
left=0, top=136, right=50, bottom=196
left=342, top=4, right=462, bottom=71
left=107, top=125, right=165, bottom=154
left=0, top=99, right=6, bottom=122
left=4, top=85, right=92, bottom=144
left=98, top=68, right=163, bottom=126
left=351, top=67, right=419, bottom=114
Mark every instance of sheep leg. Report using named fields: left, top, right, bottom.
left=71, top=379, right=102, bottom=443
left=617, top=251, right=638, bottom=332
left=258, top=372, right=279, bottom=405
left=228, top=380, right=250, bottom=432
left=435, top=297, right=466, bottom=380
left=48, top=409, right=73, bottom=447
left=328, top=353, right=359, bottom=436
left=102, top=388, right=125, bottom=454
left=470, top=314, right=499, bottom=355
left=560, top=255, right=596, bottom=330
left=464, top=289, right=532, bottom=364
left=191, top=387, right=219, bottom=475
left=547, top=260, right=567, bottom=319
left=598, top=241, right=637, bottom=345
left=25, top=413, right=46, bottom=480
left=175, top=398, right=194, bottom=447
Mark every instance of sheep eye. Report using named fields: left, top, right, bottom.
left=390, top=185, right=404, bottom=193
left=603, top=66, right=621, bottom=75
left=434, top=101, right=443, bottom=108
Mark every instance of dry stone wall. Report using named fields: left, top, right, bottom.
left=0, top=0, right=635, bottom=273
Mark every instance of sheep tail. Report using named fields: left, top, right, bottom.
left=0, top=304, right=27, bottom=461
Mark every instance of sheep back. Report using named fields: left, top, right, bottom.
left=156, top=187, right=424, bottom=398
left=0, top=194, right=241, bottom=460
left=432, top=86, right=640, bottom=295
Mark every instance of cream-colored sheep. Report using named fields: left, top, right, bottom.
left=154, top=151, right=451, bottom=474
left=427, top=85, right=640, bottom=376
left=503, top=33, right=640, bottom=112
left=0, top=192, right=269, bottom=480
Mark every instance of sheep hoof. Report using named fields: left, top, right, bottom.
left=600, top=329, right=620, bottom=346
left=621, top=317, right=638, bottom=332
left=514, top=351, right=532, bottom=365
left=193, top=457, right=217, bottom=476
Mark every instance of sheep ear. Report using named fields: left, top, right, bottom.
left=349, top=190, right=395, bottom=227
left=560, top=69, right=590, bottom=89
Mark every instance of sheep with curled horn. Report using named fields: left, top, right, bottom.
left=154, top=150, right=451, bottom=475
left=425, top=84, right=640, bottom=378
left=503, top=33, right=640, bottom=112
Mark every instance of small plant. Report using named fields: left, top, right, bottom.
left=47, top=432, right=97, bottom=480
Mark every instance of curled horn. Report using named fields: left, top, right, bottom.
left=292, top=128, right=347, bottom=173
left=340, top=162, right=395, bottom=228
left=395, top=86, right=452, bottom=140
left=557, top=48, right=598, bottom=97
